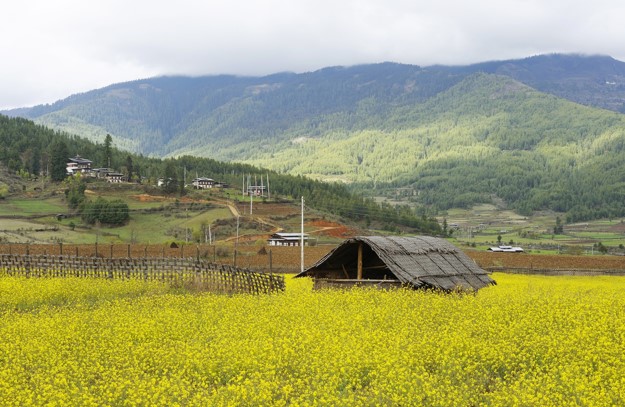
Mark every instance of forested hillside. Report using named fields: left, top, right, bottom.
left=3, top=54, right=625, bottom=222
left=248, top=73, right=625, bottom=221
left=0, top=115, right=441, bottom=234
left=469, top=54, right=625, bottom=113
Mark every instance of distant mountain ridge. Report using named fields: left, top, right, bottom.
left=5, top=54, right=625, bottom=157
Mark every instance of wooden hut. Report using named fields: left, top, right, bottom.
left=296, top=236, right=495, bottom=291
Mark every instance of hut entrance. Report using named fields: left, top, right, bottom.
left=306, top=241, right=398, bottom=282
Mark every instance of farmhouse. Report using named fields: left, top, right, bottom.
left=105, top=172, right=125, bottom=183
left=192, top=177, right=215, bottom=189
left=268, top=232, right=309, bottom=247
left=297, top=236, right=495, bottom=291
left=91, top=168, right=115, bottom=179
left=66, top=156, right=92, bottom=175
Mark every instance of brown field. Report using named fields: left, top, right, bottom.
left=3, top=243, right=625, bottom=274
left=466, top=251, right=625, bottom=271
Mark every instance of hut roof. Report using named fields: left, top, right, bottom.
left=297, top=236, right=495, bottom=291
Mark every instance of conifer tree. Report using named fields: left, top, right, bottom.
left=50, top=140, right=69, bottom=181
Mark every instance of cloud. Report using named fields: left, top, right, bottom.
left=2, top=0, right=625, bottom=109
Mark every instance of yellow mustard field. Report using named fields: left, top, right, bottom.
left=1, top=273, right=625, bottom=406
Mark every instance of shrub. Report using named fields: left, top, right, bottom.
left=81, top=198, right=129, bottom=226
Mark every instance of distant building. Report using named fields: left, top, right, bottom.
left=192, top=177, right=215, bottom=189
left=158, top=178, right=171, bottom=187
left=267, top=232, right=309, bottom=247
left=487, top=245, right=524, bottom=253
left=66, top=156, right=92, bottom=175
left=91, top=168, right=115, bottom=179
left=105, top=172, right=125, bottom=183
left=247, top=185, right=266, bottom=196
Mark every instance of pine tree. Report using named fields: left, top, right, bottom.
left=50, top=140, right=69, bottom=181
left=104, top=134, right=112, bottom=168
left=125, top=155, right=134, bottom=182
left=162, top=160, right=179, bottom=194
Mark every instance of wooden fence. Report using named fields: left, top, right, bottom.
left=0, top=254, right=285, bottom=295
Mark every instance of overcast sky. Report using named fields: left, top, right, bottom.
left=2, top=0, right=625, bottom=110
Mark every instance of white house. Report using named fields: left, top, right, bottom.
left=192, top=177, right=215, bottom=189
left=267, top=232, right=309, bottom=247
left=66, top=156, right=92, bottom=175
left=105, top=172, right=125, bottom=183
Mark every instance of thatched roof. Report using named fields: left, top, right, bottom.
left=297, top=236, right=495, bottom=291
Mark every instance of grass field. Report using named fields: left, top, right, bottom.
left=444, top=204, right=625, bottom=253
left=2, top=187, right=624, bottom=255
left=0, top=197, right=67, bottom=216
left=1, top=273, right=624, bottom=406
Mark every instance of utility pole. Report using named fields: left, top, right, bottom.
left=301, top=196, right=305, bottom=274
left=234, top=216, right=240, bottom=266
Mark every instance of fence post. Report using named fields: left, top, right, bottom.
left=26, top=244, right=30, bottom=256
left=128, top=244, right=131, bottom=258
left=95, top=242, right=98, bottom=257
left=59, top=242, right=63, bottom=256
left=181, top=245, right=184, bottom=258
left=110, top=244, right=113, bottom=259
left=269, top=249, right=272, bottom=272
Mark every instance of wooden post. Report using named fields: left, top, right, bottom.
left=269, top=249, right=273, bottom=272
left=95, top=242, right=98, bottom=257
left=127, top=244, right=131, bottom=258
left=357, top=243, right=363, bottom=280
left=110, top=244, right=113, bottom=259
left=59, top=242, right=63, bottom=256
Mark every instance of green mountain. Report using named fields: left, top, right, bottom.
left=9, top=54, right=625, bottom=159
left=3, top=54, right=625, bottom=221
